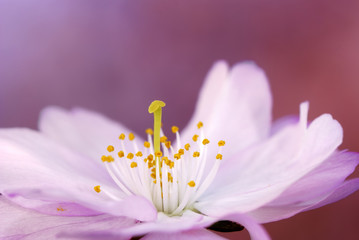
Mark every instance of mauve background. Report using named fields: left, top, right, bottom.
left=1, top=0, right=359, bottom=239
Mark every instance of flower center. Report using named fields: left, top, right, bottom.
left=94, top=100, right=225, bottom=215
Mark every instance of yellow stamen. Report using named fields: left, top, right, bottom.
left=130, top=162, right=138, bottom=168
left=107, top=156, right=114, bottom=162
left=185, top=143, right=190, bottom=151
left=188, top=181, right=196, bottom=187
left=192, top=134, right=199, bottom=142
left=107, top=145, right=114, bottom=152
left=178, top=149, right=184, bottom=155
left=119, top=133, right=125, bottom=140
left=174, top=153, right=180, bottom=160
left=202, top=139, right=210, bottom=145
left=171, top=126, right=179, bottom=133
left=216, top=154, right=223, bottom=160
left=101, top=155, right=107, bottom=162
left=146, top=128, right=153, bottom=135
left=148, top=154, right=154, bottom=161
left=218, top=140, right=226, bottom=146
left=155, top=151, right=163, bottom=157
left=165, top=141, right=171, bottom=149
left=193, top=151, right=200, bottom=158
left=127, top=153, right=134, bottom=159
left=197, top=121, right=203, bottom=129
left=160, top=136, right=167, bottom=143
left=129, top=133, right=135, bottom=141
left=57, top=207, right=65, bottom=211
left=118, top=151, right=124, bottom=158
left=94, top=185, right=101, bottom=193
left=136, top=151, right=143, bottom=157
left=144, top=141, right=151, bottom=148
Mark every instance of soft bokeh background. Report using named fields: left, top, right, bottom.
left=1, top=0, right=358, bottom=239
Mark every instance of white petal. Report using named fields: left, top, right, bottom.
left=196, top=112, right=343, bottom=215
left=39, top=107, right=142, bottom=162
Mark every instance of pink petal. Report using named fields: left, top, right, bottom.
left=0, top=197, right=135, bottom=240
left=196, top=108, right=343, bottom=215
left=182, top=61, right=272, bottom=158
left=39, top=107, right=141, bottom=162
left=0, top=128, right=157, bottom=221
left=222, top=213, right=270, bottom=240
left=143, top=229, right=226, bottom=240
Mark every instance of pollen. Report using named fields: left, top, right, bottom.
left=107, top=156, right=114, bottom=162
left=171, top=126, right=179, bottom=133
left=127, top=153, right=134, bottom=159
left=188, top=181, right=196, bottom=187
left=130, top=162, right=138, bottom=168
left=202, top=139, right=210, bottom=145
left=107, top=145, right=115, bottom=152
left=101, top=155, right=107, bottom=162
left=148, top=154, right=154, bottom=161
left=155, top=151, right=163, bottom=157
left=174, top=153, right=180, bottom=160
left=192, top=134, right=199, bottom=142
left=216, top=154, right=223, bottom=160
left=94, top=185, right=101, bottom=193
left=118, top=151, right=124, bottom=158
left=218, top=140, right=226, bottom=146
left=129, top=133, right=135, bottom=141
left=165, top=141, right=171, bottom=149
left=57, top=207, right=65, bottom=211
left=193, top=151, right=200, bottom=158
left=178, top=149, right=184, bottom=156
left=160, top=136, right=167, bottom=143
left=197, top=121, right=203, bottom=129
left=144, top=141, right=151, bottom=148
left=136, top=151, right=143, bottom=157
left=146, top=128, right=153, bottom=135
left=184, top=143, right=190, bottom=151
left=119, top=133, right=125, bottom=140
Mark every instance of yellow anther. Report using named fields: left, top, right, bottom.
left=130, top=162, right=138, bottom=168
left=171, top=126, right=179, bottom=133
left=146, top=128, right=153, bottom=135
left=107, top=156, right=114, bottom=162
left=216, top=154, right=223, bottom=160
left=160, top=136, right=167, bottom=143
left=162, top=156, right=168, bottom=161
left=129, top=133, right=135, bottom=141
left=127, top=153, right=134, bottom=159
left=144, top=141, right=151, bottom=148
left=202, top=139, right=210, bottom=145
left=155, top=151, right=163, bottom=157
left=193, top=151, right=200, bottom=158
left=136, top=151, right=143, bottom=157
left=188, top=181, right=196, bottom=187
left=118, top=151, right=124, bottom=158
left=165, top=141, right=171, bottom=149
left=107, top=145, right=115, bottom=152
left=148, top=154, right=154, bottom=161
left=218, top=140, right=226, bottom=146
left=101, top=155, right=107, bottom=162
left=170, top=161, right=174, bottom=169
left=151, top=173, right=156, bottom=179
left=144, top=158, right=148, bottom=162
left=94, top=185, right=101, bottom=193
left=148, top=162, right=153, bottom=168
left=119, top=133, right=125, bottom=140
left=185, top=143, right=190, bottom=151
left=178, top=149, right=184, bottom=155
left=192, top=134, right=199, bottom=142
left=197, top=121, right=203, bottom=129
left=174, top=153, right=180, bottom=160
left=57, top=207, right=65, bottom=212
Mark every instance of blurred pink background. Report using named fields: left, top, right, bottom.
left=1, top=1, right=359, bottom=239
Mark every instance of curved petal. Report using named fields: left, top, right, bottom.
left=0, top=197, right=135, bottom=240
left=181, top=61, right=272, bottom=158
left=246, top=151, right=359, bottom=223
left=222, top=213, right=270, bottom=240
left=196, top=104, right=343, bottom=215
left=39, top=107, right=142, bottom=163
left=0, top=128, right=157, bottom=221
left=142, top=229, right=226, bottom=240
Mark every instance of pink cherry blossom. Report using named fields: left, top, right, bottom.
left=1, top=61, right=358, bottom=240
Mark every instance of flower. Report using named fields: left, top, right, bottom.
left=1, top=61, right=359, bottom=240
